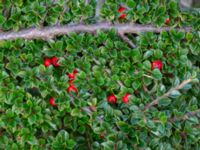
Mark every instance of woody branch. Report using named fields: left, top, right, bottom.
left=0, top=23, right=192, bottom=41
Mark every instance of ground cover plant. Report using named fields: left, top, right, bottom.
left=0, top=0, right=200, bottom=149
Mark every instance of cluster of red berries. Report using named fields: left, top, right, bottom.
left=67, top=69, right=78, bottom=93
left=43, top=56, right=60, bottom=67
left=107, top=93, right=130, bottom=104
left=107, top=60, right=163, bottom=105
left=45, top=56, right=59, bottom=106
left=44, top=57, right=79, bottom=106
left=49, top=70, right=78, bottom=107
left=46, top=58, right=162, bottom=107
left=118, top=6, right=126, bottom=19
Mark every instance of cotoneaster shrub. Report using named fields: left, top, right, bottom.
left=0, top=0, right=200, bottom=150
left=0, top=29, right=199, bottom=149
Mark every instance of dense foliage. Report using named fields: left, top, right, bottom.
left=0, top=0, right=200, bottom=31
left=0, top=0, right=200, bottom=150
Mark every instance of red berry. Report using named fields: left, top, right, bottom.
left=67, top=84, right=78, bottom=93
left=68, top=73, right=75, bottom=80
left=165, top=18, right=170, bottom=24
left=51, top=56, right=60, bottom=67
left=151, top=60, right=163, bottom=71
left=49, top=97, right=56, bottom=106
left=73, top=69, right=78, bottom=74
left=107, top=94, right=117, bottom=104
left=122, top=93, right=130, bottom=104
left=119, top=13, right=126, bottom=19
left=118, top=6, right=126, bottom=13
left=68, top=69, right=78, bottom=81
left=43, top=58, right=51, bottom=67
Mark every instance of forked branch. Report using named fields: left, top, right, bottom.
left=0, top=22, right=191, bottom=41
left=143, top=78, right=193, bottom=111
left=170, top=109, right=200, bottom=122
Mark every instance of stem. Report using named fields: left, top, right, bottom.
left=0, top=23, right=191, bottom=41
left=95, top=0, right=104, bottom=20
left=86, top=126, right=93, bottom=150
left=170, top=109, right=200, bottom=122
left=143, top=74, right=154, bottom=79
left=143, top=78, right=192, bottom=111
left=119, top=33, right=136, bottom=48
left=85, top=0, right=90, bottom=5
left=117, top=80, right=124, bottom=87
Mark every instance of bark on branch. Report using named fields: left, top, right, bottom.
left=152, top=109, right=200, bottom=123
left=95, top=0, right=104, bottom=20
left=143, top=78, right=193, bottom=111
left=0, top=22, right=192, bottom=41
left=170, top=109, right=200, bottom=122
left=119, top=33, right=136, bottom=48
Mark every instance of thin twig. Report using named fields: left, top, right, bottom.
left=0, top=23, right=192, bottom=41
left=143, top=78, right=193, bottom=111
left=0, top=110, right=5, bottom=113
left=117, top=80, right=124, bottom=87
left=169, top=109, right=200, bottom=122
left=143, top=74, right=154, bottom=79
left=150, top=109, right=200, bottom=123
left=95, top=0, right=104, bottom=20
left=85, top=0, right=90, bottom=5
left=119, top=33, right=136, bottom=48
left=143, top=85, right=150, bottom=93
left=193, top=124, right=200, bottom=129
left=86, top=127, right=93, bottom=150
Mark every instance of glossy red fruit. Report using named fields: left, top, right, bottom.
left=73, top=69, right=78, bottom=74
left=44, top=58, right=52, bottom=67
left=107, top=94, right=117, bottom=104
left=51, top=56, right=60, bottom=67
left=67, top=84, right=78, bottom=93
left=118, top=6, right=126, bottom=13
left=49, top=97, right=56, bottom=106
left=68, top=73, right=75, bottom=80
left=151, top=60, right=163, bottom=70
left=122, top=93, right=130, bottom=104
left=68, top=69, right=78, bottom=80
left=165, top=18, right=170, bottom=24
left=119, top=13, right=126, bottom=19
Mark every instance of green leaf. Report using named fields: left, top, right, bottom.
left=152, top=69, right=162, bottom=80
left=154, top=49, right=163, bottom=59
left=132, top=80, right=141, bottom=90
left=131, top=49, right=142, bottom=63
left=169, top=90, right=181, bottom=98
left=28, top=115, right=37, bottom=125
left=0, top=15, right=5, bottom=24
left=143, top=50, right=153, bottom=59
left=116, top=121, right=130, bottom=132
left=126, top=0, right=136, bottom=7
left=158, top=113, right=168, bottom=123
left=188, top=116, right=199, bottom=124
left=67, top=139, right=76, bottom=149
left=102, top=141, right=114, bottom=149
left=78, top=71, right=86, bottom=79
left=71, top=108, right=83, bottom=117
left=158, top=98, right=172, bottom=107
left=143, top=60, right=151, bottom=70
left=105, top=39, right=114, bottom=49
left=56, top=130, right=69, bottom=141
